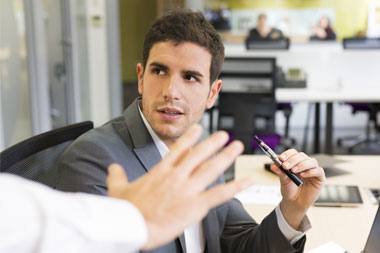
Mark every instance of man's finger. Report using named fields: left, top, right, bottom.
left=279, top=149, right=298, bottom=161
left=107, top=163, right=129, bottom=190
left=157, top=124, right=203, bottom=172
left=290, top=158, right=319, bottom=174
left=200, top=177, right=254, bottom=209
left=270, top=163, right=291, bottom=184
left=300, top=167, right=325, bottom=179
left=189, top=140, right=244, bottom=191
left=282, top=152, right=308, bottom=170
left=172, top=130, right=230, bottom=178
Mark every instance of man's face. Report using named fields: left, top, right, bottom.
left=258, top=15, right=267, bottom=28
left=137, top=41, right=221, bottom=146
left=319, top=17, right=329, bottom=29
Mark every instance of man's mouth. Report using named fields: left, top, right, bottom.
left=159, top=110, right=183, bottom=115
left=157, top=107, right=184, bottom=120
left=158, top=107, right=184, bottom=115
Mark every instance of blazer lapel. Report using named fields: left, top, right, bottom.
left=202, top=208, right=221, bottom=253
left=202, top=179, right=223, bottom=253
left=133, top=144, right=162, bottom=172
left=123, top=97, right=162, bottom=172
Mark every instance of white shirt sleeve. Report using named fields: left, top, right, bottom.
left=275, top=205, right=311, bottom=245
left=0, top=174, right=148, bottom=253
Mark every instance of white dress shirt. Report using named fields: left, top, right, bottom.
left=138, top=105, right=311, bottom=252
left=0, top=174, right=147, bottom=253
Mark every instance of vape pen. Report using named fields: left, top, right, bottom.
left=253, top=135, right=303, bottom=187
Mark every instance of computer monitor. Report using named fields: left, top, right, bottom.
left=343, top=38, right=380, bottom=50
left=220, top=57, right=276, bottom=94
left=362, top=205, right=380, bottom=253
left=245, top=38, right=290, bottom=50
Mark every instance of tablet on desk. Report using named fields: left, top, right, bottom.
left=315, top=185, right=363, bottom=207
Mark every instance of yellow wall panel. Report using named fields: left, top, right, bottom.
left=216, top=0, right=380, bottom=39
left=119, top=0, right=157, bottom=82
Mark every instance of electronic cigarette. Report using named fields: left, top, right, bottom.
left=253, top=135, right=303, bottom=187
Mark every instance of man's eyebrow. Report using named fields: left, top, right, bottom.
left=182, top=70, right=204, bottom=78
left=149, top=62, right=169, bottom=71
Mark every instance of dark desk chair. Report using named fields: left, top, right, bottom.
left=277, top=102, right=296, bottom=149
left=337, top=103, right=380, bottom=153
left=218, top=57, right=278, bottom=153
left=0, top=121, right=93, bottom=187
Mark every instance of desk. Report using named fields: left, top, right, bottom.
left=276, top=88, right=380, bottom=154
left=235, top=155, right=380, bottom=252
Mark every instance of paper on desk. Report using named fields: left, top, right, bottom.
left=235, top=185, right=282, bottom=205
left=307, top=241, right=346, bottom=253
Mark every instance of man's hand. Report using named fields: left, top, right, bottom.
left=270, top=149, right=325, bottom=230
left=106, top=124, right=253, bottom=250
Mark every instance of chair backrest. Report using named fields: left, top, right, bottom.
left=0, top=121, right=93, bottom=187
left=218, top=57, right=277, bottom=153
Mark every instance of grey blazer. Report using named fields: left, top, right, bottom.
left=56, top=98, right=306, bottom=253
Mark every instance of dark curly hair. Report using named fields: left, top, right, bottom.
left=142, top=9, right=225, bottom=83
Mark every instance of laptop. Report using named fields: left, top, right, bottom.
left=362, top=204, right=380, bottom=253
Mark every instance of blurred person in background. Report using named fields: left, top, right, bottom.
left=310, top=16, right=336, bottom=40
left=248, top=13, right=283, bottom=40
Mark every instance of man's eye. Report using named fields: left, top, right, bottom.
left=152, top=68, right=164, bottom=75
left=185, top=75, right=197, bottom=82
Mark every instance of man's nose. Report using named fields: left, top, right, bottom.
left=163, top=75, right=180, bottom=100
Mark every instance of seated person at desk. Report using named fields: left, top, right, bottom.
left=56, top=10, right=325, bottom=253
left=210, top=4, right=231, bottom=31
left=248, top=13, right=283, bottom=40
left=310, top=16, right=336, bottom=40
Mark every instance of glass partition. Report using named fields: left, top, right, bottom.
left=0, top=0, right=32, bottom=150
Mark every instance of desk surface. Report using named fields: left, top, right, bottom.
left=235, top=155, right=380, bottom=252
left=276, top=88, right=380, bottom=102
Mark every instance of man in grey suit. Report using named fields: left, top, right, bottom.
left=56, top=10, right=325, bottom=253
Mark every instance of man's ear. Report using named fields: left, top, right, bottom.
left=206, top=79, right=222, bottom=109
left=137, top=63, right=144, bottom=95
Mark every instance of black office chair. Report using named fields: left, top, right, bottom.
left=217, top=57, right=278, bottom=153
left=337, top=103, right=380, bottom=154
left=277, top=102, right=296, bottom=148
left=0, top=121, right=93, bottom=187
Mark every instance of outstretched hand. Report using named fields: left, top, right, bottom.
left=106, top=124, right=253, bottom=250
